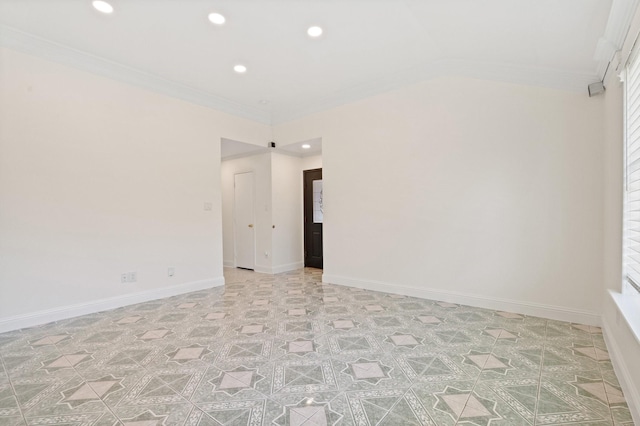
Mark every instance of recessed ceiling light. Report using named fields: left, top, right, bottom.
left=259, top=100, right=269, bottom=105
left=92, top=0, right=113, bottom=14
left=307, top=26, right=323, bottom=37
left=208, top=13, right=225, bottom=25
left=234, top=64, right=247, bottom=73
left=302, top=144, right=311, bottom=149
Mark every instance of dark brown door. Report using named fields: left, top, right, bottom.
left=304, top=168, right=323, bottom=268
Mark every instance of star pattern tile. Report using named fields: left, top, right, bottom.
left=0, top=267, right=632, bottom=425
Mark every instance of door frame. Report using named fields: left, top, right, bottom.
left=233, top=171, right=256, bottom=270
left=303, top=168, right=323, bottom=268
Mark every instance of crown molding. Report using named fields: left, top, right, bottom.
left=446, top=59, right=597, bottom=94
left=594, top=0, right=640, bottom=79
left=1, top=24, right=602, bottom=127
left=0, top=25, right=271, bottom=124
left=271, top=59, right=598, bottom=124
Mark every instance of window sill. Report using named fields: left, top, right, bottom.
left=609, top=289, right=640, bottom=345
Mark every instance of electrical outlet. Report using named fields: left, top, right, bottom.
left=204, top=202, right=213, bottom=211
left=168, top=267, right=175, bottom=277
left=121, top=273, right=127, bottom=283
left=128, top=272, right=137, bottom=282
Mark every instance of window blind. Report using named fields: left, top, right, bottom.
left=624, top=47, right=640, bottom=293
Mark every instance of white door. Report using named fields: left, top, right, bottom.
left=234, top=172, right=255, bottom=269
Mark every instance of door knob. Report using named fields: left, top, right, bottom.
left=248, top=224, right=254, bottom=228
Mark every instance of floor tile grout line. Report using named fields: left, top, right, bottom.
left=55, top=336, right=139, bottom=425
left=0, top=352, right=29, bottom=425
left=589, top=325, right=618, bottom=425
left=533, top=319, right=551, bottom=426
left=400, top=384, right=442, bottom=426
left=460, top=323, right=500, bottom=426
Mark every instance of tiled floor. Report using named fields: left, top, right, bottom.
left=0, top=268, right=634, bottom=425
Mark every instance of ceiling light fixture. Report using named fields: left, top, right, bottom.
left=234, top=64, right=247, bottom=73
left=259, top=100, right=269, bottom=105
left=92, top=0, right=114, bottom=14
left=208, top=13, right=225, bottom=25
left=302, top=144, right=311, bottom=149
left=307, top=26, right=323, bottom=37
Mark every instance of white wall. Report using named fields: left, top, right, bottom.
left=602, top=64, right=624, bottom=294
left=301, top=154, right=322, bottom=171
left=271, top=153, right=305, bottom=272
left=220, top=153, right=272, bottom=271
left=0, top=47, right=270, bottom=330
left=275, top=76, right=605, bottom=325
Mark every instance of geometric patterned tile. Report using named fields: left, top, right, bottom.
left=119, top=410, right=168, bottom=425
left=208, top=366, right=265, bottom=396
left=328, top=319, right=360, bottom=331
left=433, top=386, right=503, bottom=426
left=482, top=328, right=519, bottom=342
left=39, top=351, right=93, bottom=373
left=495, top=311, right=524, bottom=319
left=0, top=267, right=629, bottom=425
left=414, top=315, right=444, bottom=326
left=463, top=350, right=513, bottom=375
left=196, top=399, right=265, bottom=425
left=341, top=358, right=391, bottom=385
left=59, top=375, right=123, bottom=408
left=384, top=332, right=424, bottom=349
left=120, top=368, right=205, bottom=405
left=235, top=323, right=269, bottom=336
left=281, top=338, right=319, bottom=357
left=136, top=328, right=174, bottom=341
left=106, top=348, right=155, bottom=367
left=271, top=397, right=343, bottom=426
left=81, top=331, right=123, bottom=345
left=434, top=329, right=478, bottom=346
left=29, top=334, right=72, bottom=347
left=571, top=324, right=602, bottom=334
left=485, top=377, right=609, bottom=424
left=572, top=376, right=627, bottom=406
left=328, top=334, right=381, bottom=354
left=346, top=388, right=436, bottom=425
left=272, top=359, right=337, bottom=394
left=218, top=339, right=273, bottom=362
left=0, top=384, right=21, bottom=417
left=115, top=316, right=144, bottom=325
left=572, top=345, right=611, bottom=361
left=165, top=344, right=212, bottom=364
left=396, top=353, right=470, bottom=383
left=114, top=404, right=194, bottom=426
left=535, top=382, right=608, bottom=423
left=371, top=316, right=404, bottom=327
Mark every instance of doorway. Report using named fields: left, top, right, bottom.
left=234, top=172, right=255, bottom=270
left=304, top=168, right=323, bottom=268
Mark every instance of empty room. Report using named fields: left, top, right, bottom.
left=1, top=0, right=639, bottom=425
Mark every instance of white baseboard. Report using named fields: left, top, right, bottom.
left=254, top=262, right=304, bottom=275
left=0, top=277, right=225, bottom=333
left=254, top=265, right=271, bottom=274
left=602, top=318, right=640, bottom=425
left=272, top=262, right=304, bottom=274
left=322, top=274, right=601, bottom=326
left=223, top=260, right=235, bottom=268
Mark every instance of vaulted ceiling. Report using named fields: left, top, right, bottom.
left=0, top=0, right=624, bottom=124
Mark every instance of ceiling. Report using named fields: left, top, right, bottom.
left=0, top=0, right=621, bottom=124
left=221, top=137, right=321, bottom=160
